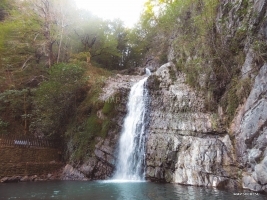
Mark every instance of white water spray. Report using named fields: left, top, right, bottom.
left=113, top=69, right=150, bottom=181
left=145, top=68, right=151, bottom=76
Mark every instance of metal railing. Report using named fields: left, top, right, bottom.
left=0, top=135, right=61, bottom=149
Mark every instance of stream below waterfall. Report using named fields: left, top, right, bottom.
left=1, top=181, right=266, bottom=200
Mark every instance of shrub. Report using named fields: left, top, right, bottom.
left=102, top=100, right=115, bottom=116
left=0, top=89, right=32, bottom=134
left=30, top=63, right=86, bottom=137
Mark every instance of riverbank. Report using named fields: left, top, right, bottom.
left=1, top=172, right=60, bottom=183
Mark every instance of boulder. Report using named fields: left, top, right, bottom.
left=61, top=164, right=88, bottom=181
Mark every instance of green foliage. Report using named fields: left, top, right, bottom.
left=47, top=63, right=86, bottom=84
left=30, top=63, right=86, bottom=137
left=140, top=0, right=254, bottom=123
left=0, top=0, right=14, bottom=21
left=236, top=78, right=252, bottom=101
left=0, top=0, right=139, bottom=165
left=183, top=58, right=202, bottom=89
left=146, top=0, right=249, bottom=117
left=101, top=98, right=117, bottom=137
left=226, top=85, right=239, bottom=120
left=85, top=115, right=102, bottom=135
left=69, top=108, right=116, bottom=162
left=72, top=14, right=132, bottom=70
left=102, top=100, right=115, bottom=115
left=62, top=64, right=116, bottom=163
left=236, top=0, right=250, bottom=19
left=0, top=1, right=45, bottom=91
left=253, top=40, right=267, bottom=65
left=100, top=120, right=112, bottom=138
left=0, top=0, right=138, bottom=92
left=0, top=118, right=9, bottom=133
left=159, top=53, right=168, bottom=65
left=0, top=89, right=32, bottom=134
left=169, top=67, right=176, bottom=83
left=0, top=119, right=8, bottom=127
left=139, top=0, right=219, bottom=83
left=70, top=52, right=91, bottom=62
left=0, top=89, right=30, bottom=113
left=65, top=90, right=119, bottom=163
left=69, top=113, right=103, bottom=161
left=147, top=75, right=161, bottom=90
left=219, top=77, right=252, bottom=124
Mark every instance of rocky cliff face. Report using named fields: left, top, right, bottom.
left=219, top=0, right=267, bottom=192
left=145, top=63, right=240, bottom=189
left=145, top=60, right=267, bottom=193
left=144, top=0, right=267, bottom=192
left=232, top=64, right=267, bottom=192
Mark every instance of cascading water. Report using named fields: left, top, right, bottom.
left=113, top=70, right=150, bottom=181
left=145, top=68, right=151, bottom=76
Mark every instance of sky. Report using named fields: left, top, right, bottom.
left=75, top=0, right=147, bottom=27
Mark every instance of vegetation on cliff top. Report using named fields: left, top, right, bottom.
left=139, top=0, right=265, bottom=124
left=0, top=0, right=141, bottom=136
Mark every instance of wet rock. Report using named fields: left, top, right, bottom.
left=164, top=169, right=173, bottom=183
left=255, top=157, right=267, bottom=185
left=47, top=174, right=52, bottom=179
left=61, top=164, right=88, bottom=181
left=217, top=179, right=240, bottom=190
left=146, top=167, right=155, bottom=180
left=0, top=176, right=21, bottom=183
left=20, top=176, right=30, bottom=182
left=243, top=176, right=262, bottom=192
left=79, top=158, right=97, bottom=178
left=0, top=177, right=9, bottom=183
left=155, top=167, right=164, bottom=181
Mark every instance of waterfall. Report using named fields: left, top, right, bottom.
left=113, top=70, right=150, bottom=181
left=145, top=68, right=151, bottom=76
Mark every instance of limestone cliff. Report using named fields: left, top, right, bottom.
left=144, top=61, right=267, bottom=193
left=232, top=64, right=267, bottom=192
left=142, top=0, right=267, bottom=192
left=145, top=63, right=239, bottom=188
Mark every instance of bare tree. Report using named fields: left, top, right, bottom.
left=28, top=0, right=72, bottom=67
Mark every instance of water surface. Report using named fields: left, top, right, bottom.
left=0, top=181, right=266, bottom=200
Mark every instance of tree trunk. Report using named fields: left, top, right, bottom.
left=48, top=41, right=55, bottom=67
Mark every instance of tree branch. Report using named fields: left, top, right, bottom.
left=21, top=56, right=33, bottom=70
